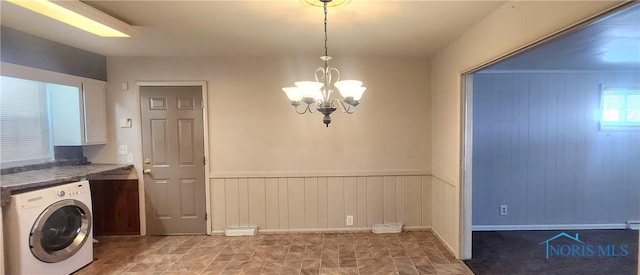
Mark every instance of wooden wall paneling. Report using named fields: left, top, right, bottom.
left=421, top=176, right=431, bottom=226
left=327, top=177, right=345, bottom=228
left=396, top=176, right=406, bottom=225
left=366, top=176, right=384, bottom=226
left=343, top=177, right=358, bottom=228
left=265, top=178, right=279, bottom=229
left=305, top=177, right=319, bottom=228
left=210, top=174, right=433, bottom=231
left=288, top=178, right=306, bottom=229
left=278, top=178, right=289, bottom=229
left=405, top=176, right=422, bottom=226
left=317, top=177, right=329, bottom=228
left=357, top=177, right=368, bottom=228
left=248, top=178, right=266, bottom=229
left=238, top=178, right=249, bottom=226
left=383, top=176, right=397, bottom=223
left=224, top=178, right=240, bottom=226
left=527, top=73, right=545, bottom=224
left=211, top=179, right=226, bottom=230
left=473, top=72, right=640, bottom=227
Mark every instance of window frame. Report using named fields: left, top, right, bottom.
left=599, top=85, right=640, bottom=131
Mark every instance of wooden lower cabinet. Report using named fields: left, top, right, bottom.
left=90, top=179, right=140, bottom=236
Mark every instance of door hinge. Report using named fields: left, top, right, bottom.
left=205, top=212, right=208, bottom=220
left=203, top=156, right=206, bottom=165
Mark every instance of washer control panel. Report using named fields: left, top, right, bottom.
left=68, top=190, right=86, bottom=197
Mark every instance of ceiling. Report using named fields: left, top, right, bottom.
left=1, top=1, right=638, bottom=71
left=485, top=3, right=640, bottom=71
left=0, top=0, right=506, bottom=58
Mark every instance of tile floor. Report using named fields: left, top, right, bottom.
left=74, top=231, right=473, bottom=274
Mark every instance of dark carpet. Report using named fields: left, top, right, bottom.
left=464, top=229, right=638, bottom=275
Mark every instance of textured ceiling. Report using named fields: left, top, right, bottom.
left=0, top=0, right=505, bottom=58
left=1, top=1, right=638, bottom=71
left=485, top=3, right=640, bottom=71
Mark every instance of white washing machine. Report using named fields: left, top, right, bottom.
left=3, top=180, right=93, bottom=275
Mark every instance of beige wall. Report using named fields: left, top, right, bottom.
left=84, top=56, right=432, bottom=233
left=430, top=0, right=625, bottom=257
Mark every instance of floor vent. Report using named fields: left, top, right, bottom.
left=225, top=226, right=258, bottom=236
left=627, top=221, right=639, bottom=230
left=372, top=223, right=403, bottom=234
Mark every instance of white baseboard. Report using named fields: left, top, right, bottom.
left=404, top=226, right=432, bottom=231
left=211, top=226, right=433, bottom=235
left=472, top=223, right=628, bottom=231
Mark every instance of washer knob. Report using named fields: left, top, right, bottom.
left=57, top=190, right=66, bottom=197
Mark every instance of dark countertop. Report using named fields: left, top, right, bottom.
left=0, top=163, right=133, bottom=207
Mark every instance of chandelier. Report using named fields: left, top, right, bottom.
left=282, top=0, right=366, bottom=127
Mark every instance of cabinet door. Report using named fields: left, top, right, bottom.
left=82, top=82, right=107, bottom=144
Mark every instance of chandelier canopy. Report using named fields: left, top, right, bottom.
left=282, top=0, right=366, bottom=127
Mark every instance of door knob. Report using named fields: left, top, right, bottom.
left=143, top=169, right=152, bottom=175
left=144, top=159, right=151, bottom=164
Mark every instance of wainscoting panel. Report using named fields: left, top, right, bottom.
left=210, top=175, right=431, bottom=232
left=473, top=72, right=640, bottom=226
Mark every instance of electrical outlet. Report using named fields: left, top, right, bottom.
left=500, top=205, right=508, bottom=216
left=118, top=145, right=128, bottom=155
left=126, top=153, right=134, bottom=163
left=346, top=215, right=354, bottom=226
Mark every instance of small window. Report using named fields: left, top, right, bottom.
left=0, top=76, right=53, bottom=166
left=600, top=87, right=640, bottom=130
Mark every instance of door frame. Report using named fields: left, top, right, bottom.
left=136, top=81, right=211, bottom=235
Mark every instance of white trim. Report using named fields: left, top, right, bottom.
left=472, top=224, right=629, bottom=231
left=211, top=226, right=433, bottom=235
left=429, top=171, right=457, bottom=188
left=477, top=69, right=640, bottom=74
left=210, top=169, right=430, bottom=179
left=1, top=62, right=105, bottom=85
left=201, top=82, right=212, bottom=235
left=403, top=226, right=433, bottom=231
left=461, top=74, right=474, bottom=260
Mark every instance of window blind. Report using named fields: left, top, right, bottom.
left=0, top=76, right=53, bottom=166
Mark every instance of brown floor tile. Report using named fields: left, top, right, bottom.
left=414, top=264, right=437, bottom=274
left=225, top=260, right=250, bottom=271
left=394, top=257, right=419, bottom=275
left=320, top=267, right=359, bottom=275
left=432, top=263, right=473, bottom=274
left=301, top=269, right=320, bottom=275
left=203, top=261, right=230, bottom=273
left=80, top=230, right=461, bottom=275
left=262, top=261, right=284, bottom=273
left=339, top=258, right=357, bottom=268
left=321, top=257, right=340, bottom=268
left=303, top=259, right=321, bottom=269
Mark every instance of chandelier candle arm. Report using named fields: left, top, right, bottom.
left=281, top=0, right=366, bottom=127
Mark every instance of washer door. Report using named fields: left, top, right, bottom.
left=29, top=199, right=92, bottom=263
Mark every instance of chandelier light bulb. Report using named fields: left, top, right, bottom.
left=282, top=0, right=365, bottom=127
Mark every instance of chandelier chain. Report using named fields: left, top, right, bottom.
left=323, top=1, right=328, bottom=58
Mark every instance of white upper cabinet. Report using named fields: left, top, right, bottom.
left=1, top=63, right=108, bottom=146
left=49, top=81, right=107, bottom=146
left=81, top=81, right=108, bottom=144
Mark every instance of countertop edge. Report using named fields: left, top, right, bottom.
left=0, top=164, right=134, bottom=207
